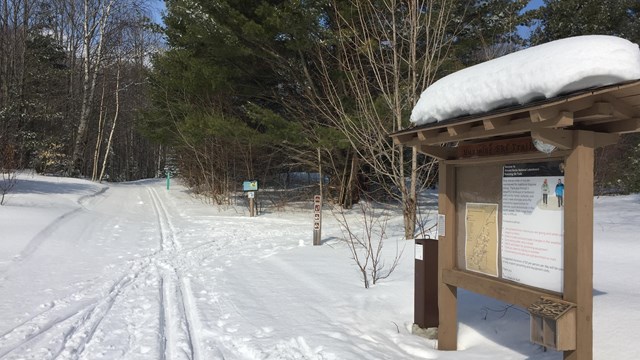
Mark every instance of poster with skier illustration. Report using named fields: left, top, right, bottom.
left=501, top=161, right=565, bottom=292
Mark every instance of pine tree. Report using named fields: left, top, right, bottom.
left=530, top=0, right=639, bottom=45
left=145, top=0, right=333, bottom=202
left=530, top=0, right=640, bottom=194
left=453, top=0, right=529, bottom=66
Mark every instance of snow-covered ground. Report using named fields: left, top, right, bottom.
left=0, top=173, right=638, bottom=359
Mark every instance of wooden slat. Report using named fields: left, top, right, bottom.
left=530, top=108, right=559, bottom=122
left=417, top=129, right=440, bottom=141
left=576, top=117, right=618, bottom=127
left=617, top=94, right=640, bottom=107
left=442, top=269, right=559, bottom=308
left=483, top=116, right=510, bottom=130
left=392, top=132, right=417, bottom=145
left=446, top=151, right=569, bottom=166
left=593, top=132, right=620, bottom=148
left=426, top=112, right=574, bottom=145
left=574, top=102, right=614, bottom=120
left=610, top=82, right=640, bottom=98
left=602, top=94, right=638, bottom=119
left=416, top=145, right=457, bottom=160
left=447, top=123, right=472, bottom=137
left=588, top=118, right=640, bottom=134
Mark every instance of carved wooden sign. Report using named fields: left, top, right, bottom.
left=457, top=137, right=536, bottom=158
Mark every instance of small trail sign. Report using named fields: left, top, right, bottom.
left=313, top=195, right=322, bottom=245
left=242, top=180, right=259, bottom=192
left=243, top=180, right=258, bottom=217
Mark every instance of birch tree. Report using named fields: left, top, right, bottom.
left=69, top=0, right=115, bottom=175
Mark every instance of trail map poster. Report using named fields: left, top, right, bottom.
left=465, top=203, right=499, bottom=277
left=501, top=161, right=565, bottom=292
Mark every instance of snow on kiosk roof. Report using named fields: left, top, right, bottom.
left=392, top=35, right=640, bottom=157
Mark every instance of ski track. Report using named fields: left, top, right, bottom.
left=147, top=186, right=205, bottom=360
left=1, top=186, right=108, bottom=276
left=0, top=185, right=212, bottom=360
left=0, top=254, right=154, bottom=359
left=50, top=272, right=137, bottom=360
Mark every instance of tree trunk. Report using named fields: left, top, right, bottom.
left=70, top=0, right=114, bottom=176
left=99, top=65, right=120, bottom=182
left=92, top=77, right=108, bottom=181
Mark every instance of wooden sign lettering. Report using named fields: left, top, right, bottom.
left=457, top=137, right=536, bottom=158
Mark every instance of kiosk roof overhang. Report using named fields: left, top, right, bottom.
left=392, top=79, right=640, bottom=149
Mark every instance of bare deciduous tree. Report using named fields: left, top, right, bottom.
left=335, top=201, right=404, bottom=288
left=0, top=169, right=17, bottom=205
left=303, top=0, right=460, bottom=238
left=70, top=0, right=115, bottom=175
left=0, top=143, right=18, bottom=205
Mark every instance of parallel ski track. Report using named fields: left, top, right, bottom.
left=147, top=187, right=204, bottom=360
left=0, top=185, right=207, bottom=360
left=0, top=261, right=147, bottom=359
left=49, top=272, right=140, bottom=360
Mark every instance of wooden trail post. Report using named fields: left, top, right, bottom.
left=248, top=191, right=256, bottom=217
left=313, top=194, right=322, bottom=245
left=391, top=80, right=640, bottom=360
left=242, top=180, right=259, bottom=217
left=313, top=147, right=323, bottom=246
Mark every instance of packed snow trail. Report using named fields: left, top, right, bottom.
left=0, top=177, right=437, bottom=359
left=0, top=178, right=396, bottom=360
left=0, top=181, right=218, bottom=359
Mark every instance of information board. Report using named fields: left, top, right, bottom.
left=501, top=161, right=565, bottom=292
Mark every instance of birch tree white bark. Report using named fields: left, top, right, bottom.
left=98, top=64, right=120, bottom=182
left=69, top=0, right=114, bottom=175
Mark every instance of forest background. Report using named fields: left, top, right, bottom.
left=1, top=0, right=639, bottom=237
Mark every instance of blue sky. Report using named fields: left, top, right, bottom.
left=149, top=0, right=547, bottom=36
left=519, top=0, right=545, bottom=39
left=149, top=0, right=166, bottom=24
left=523, top=0, right=545, bottom=11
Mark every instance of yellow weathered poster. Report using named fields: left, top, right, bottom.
left=465, top=203, right=499, bottom=277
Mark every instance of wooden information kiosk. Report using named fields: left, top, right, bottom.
left=392, top=79, right=640, bottom=360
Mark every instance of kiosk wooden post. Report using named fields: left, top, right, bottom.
left=437, top=161, right=457, bottom=350
left=564, top=131, right=595, bottom=360
left=391, top=80, right=640, bottom=360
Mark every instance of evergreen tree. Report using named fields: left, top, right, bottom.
left=145, top=0, right=337, bottom=202
left=530, top=0, right=640, bottom=45
left=453, top=0, right=529, bottom=66
left=530, top=0, right=640, bottom=194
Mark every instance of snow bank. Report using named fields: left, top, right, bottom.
left=411, top=35, right=640, bottom=125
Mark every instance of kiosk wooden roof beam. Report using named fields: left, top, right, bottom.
left=392, top=80, right=640, bottom=151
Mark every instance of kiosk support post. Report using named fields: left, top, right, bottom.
left=437, top=161, right=458, bottom=350
left=563, top=131, right=595, bottom=360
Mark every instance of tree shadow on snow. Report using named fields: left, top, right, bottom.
left=11, top=179, right=101, bottom=196
left=455, top=287, right=608, bottom=359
